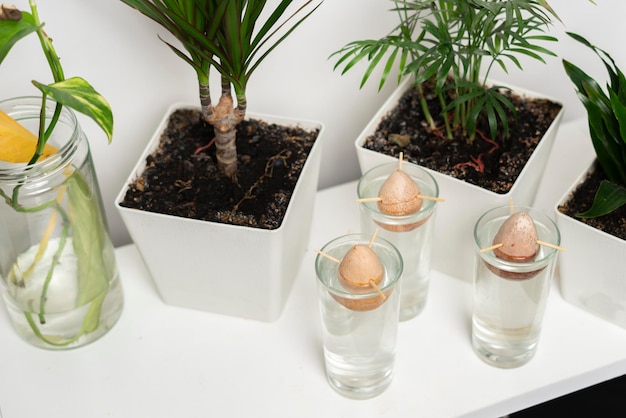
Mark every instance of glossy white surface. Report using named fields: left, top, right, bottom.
left=1, top=120, right=625, bottom=418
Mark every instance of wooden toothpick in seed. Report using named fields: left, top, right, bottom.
left=369, top=279, right=386, bottom=299
left=417, top=195, right=445, bottom=202
left=368, top=228, right=380, bottom=248
left=479, top=242, right=504, bottom=253
left=536, top=240, right=566, bottom=252
left=398, top=152, right=404, bottom=170
left=509, top=197, right=515, bottom=215
left=314, top=248, right=340, bottom=264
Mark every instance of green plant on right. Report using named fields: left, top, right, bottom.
left=331, top=0, right=567, bottom=142
left=562, top=32, right=626, bottom=218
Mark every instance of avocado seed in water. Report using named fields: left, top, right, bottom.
left=333, top=243, right=389, bottom=311
left=338, top=244, right=384, bottom=291
left=377, top=169, right=423, bottom=216
left=493, top=212, right=539, bottom=262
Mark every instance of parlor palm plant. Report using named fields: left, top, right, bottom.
left=120, top=0, right=321, bottom=179
left=332, top=0, right=565, bottom=142
left=334, top=1, right=578, bottom=282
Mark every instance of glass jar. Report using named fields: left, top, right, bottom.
left=0, top=97, right=123, bottom=349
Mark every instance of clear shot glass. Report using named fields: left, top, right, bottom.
left=472, top=205, right=561, bottom=368
left=315, top=233, right=403, bottom=399
left=357, top=162, right=439, bottom=321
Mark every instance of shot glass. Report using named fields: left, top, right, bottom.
left=357, top=161, right=439, bottom=321
left=472, top=205, right=561, bottom=368
left=315, top=233, right=403, bottom=399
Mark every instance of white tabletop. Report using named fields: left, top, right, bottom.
left=1, top=119, right=625, bottom=418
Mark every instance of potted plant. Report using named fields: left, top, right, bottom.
left=556, top=32, right=626, bottom=329
left=115, top=0, right=323, bottom=321
left=330, top=0, right=572, bottom=280
left=0, top=1, right=122, bottom=348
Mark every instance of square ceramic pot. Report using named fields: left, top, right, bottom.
left=116, top=104, right=324, bottom=322
left=355, top=77, right=564, bottom=281
left=554, top=161, right=626, bottom=329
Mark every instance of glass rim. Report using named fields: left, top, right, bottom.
left=0, top=96, right=80, bottom=179
left=474, top=205, right=562, bottom=267
left=357, top=161, right=440, bottom=222
left=314, top=233, right=403, bottom=299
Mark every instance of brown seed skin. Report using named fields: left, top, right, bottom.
left=331, top=291, right=391, bottom=311
left=487, top=212, right=542, bottom=280
left=375, top=169, right=427, bottom=232
left=492, top=212, right=539, bottom=262
left=334, top=244, right=390, bottom=311
left=377, top=170, right=423, bottom=216
left=338, top=244, right=383, bottom=291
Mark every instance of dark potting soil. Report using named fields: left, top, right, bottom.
left=119, top=109, right=318, bottom=230
left=557, top=162, right=626, bottom=241
left=363, top=82, right=562, bottom=194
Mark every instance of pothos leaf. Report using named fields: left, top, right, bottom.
left=0, top=10, right=40, bottom=64
left=65, top=169, right=111, bottom=310
left=32, top=77, right=114, bottom=143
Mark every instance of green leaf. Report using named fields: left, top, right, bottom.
left=578, top=180, right=626, bottom=218
left=0, top=11, right=40, bottom=64
left=32, top=77, right=114, bottom=143
left=65, top=170, right=111, bottom=308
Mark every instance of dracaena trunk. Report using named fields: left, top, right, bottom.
left=206, top=94, right=243, bottom=179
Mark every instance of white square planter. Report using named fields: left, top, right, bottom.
left=355, top=77, right=564, bottom=281
left=116, top=105, right=324, bottom=322
left=555, top=161, right=626, bottom=329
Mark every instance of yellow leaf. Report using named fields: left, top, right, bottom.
left=0, top=109, right=58, bottom=163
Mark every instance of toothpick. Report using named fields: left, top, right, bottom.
left=368, top=228, right=379, bottom=248
left=369, top=279, right=387, bottom=300
left=356, top=197, right=383, bottom=203
left=314, top=249, right=341, bottom=264
left=509, top=198, right=515, bottom=215
left=480, top=242, right=504, bottom=253
left=418, top=194, right=445, bottom=202
left=537, top=240, right=566, bottom=252
left=398, top=152, right=404, bottom=171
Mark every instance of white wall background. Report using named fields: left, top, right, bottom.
left=1, top=0, right=623, bottom=246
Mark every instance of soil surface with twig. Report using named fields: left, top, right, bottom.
left=362, top=81, right=562, bottom=194
left=119, top=109, right=318, bottom=230
left=557, top=162, right=626, bottom=240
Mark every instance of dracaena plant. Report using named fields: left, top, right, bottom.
left=120, top=0, right=321, bottom=179
left=331, top=0, right=566, bottom=142
left=562, top=32, right=626, bottom=218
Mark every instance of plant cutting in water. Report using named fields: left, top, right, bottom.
left=0, top=1, right=114, bottom=346
left=120, top=0, right=321, bottom=180
left=562, top=32, right=626, bottom=218
left=331, top=0, right=591, bottom=142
